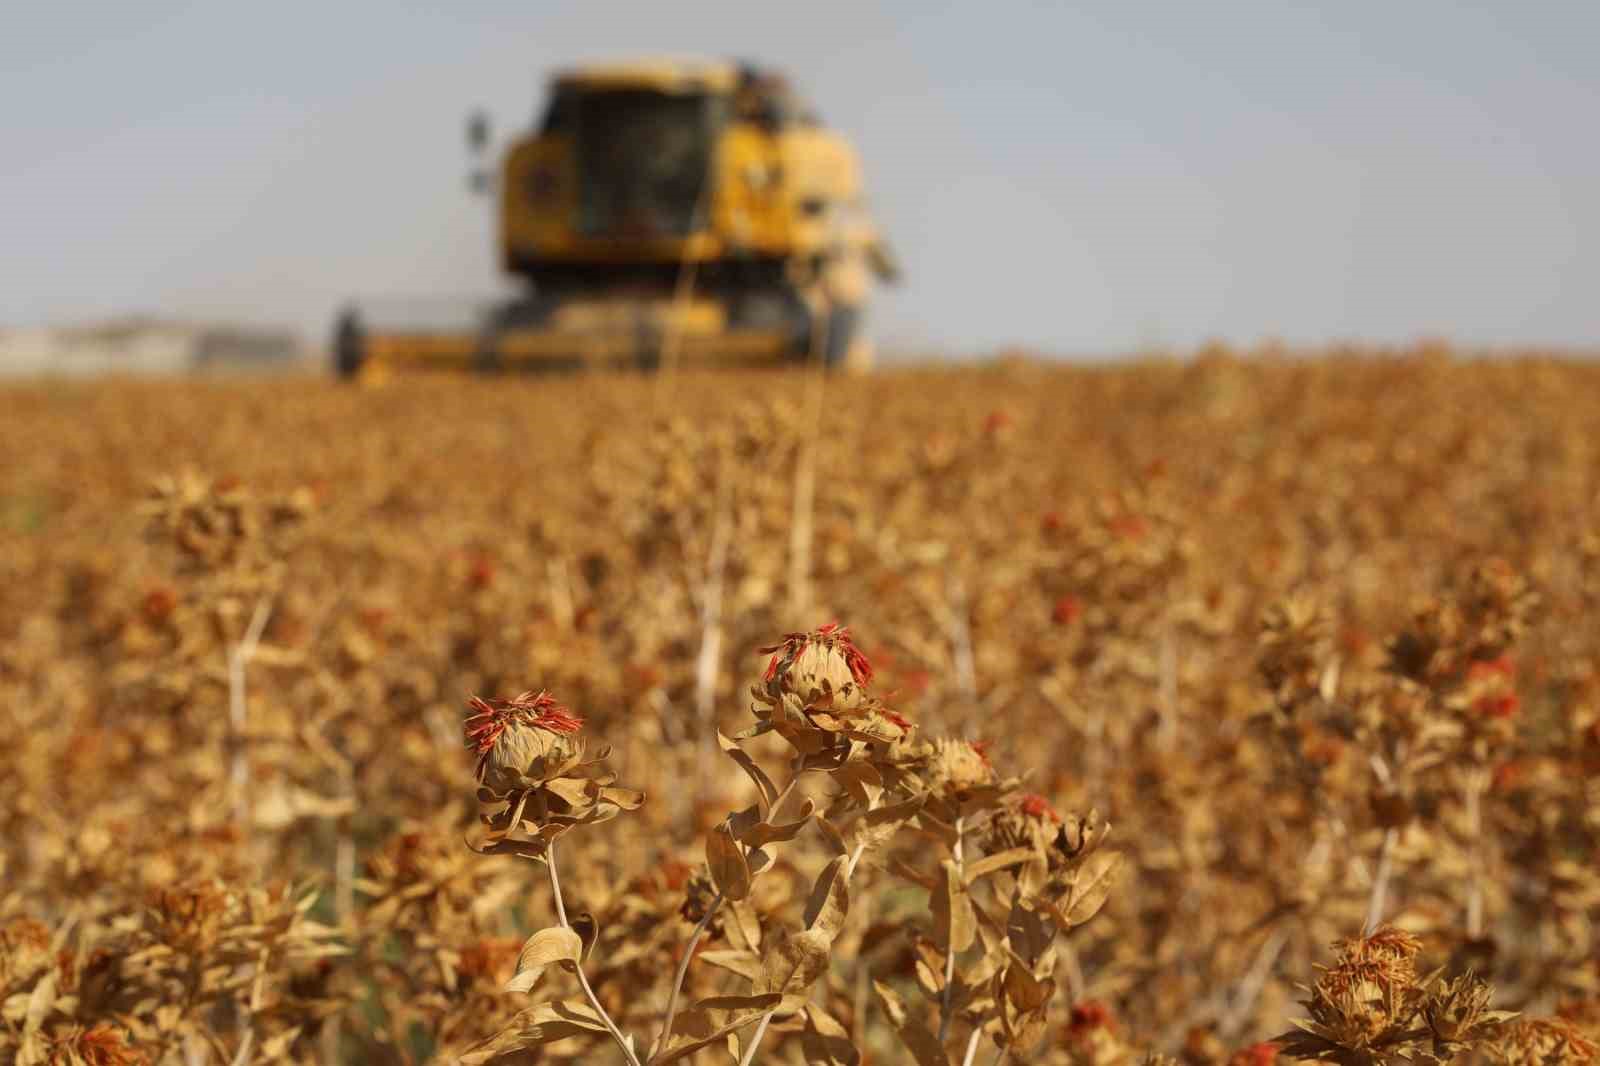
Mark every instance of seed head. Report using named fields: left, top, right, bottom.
left=759, top=622, right=874, bottom=711
left=1069, top=1000, right=1115, bottom=1035
left=1228, top=1042, right=1280, bottom=1066
left=0, top=917, right=52, bottom=989
left=1424, top=971, right=1501, bottom=1047
left=1021, top=793, right=1062, bottom=822
left=1489, top=1018, right=1597, bottom=1066
left=49, top=1024, right=148, bottom=1066
left=463, top=690, right=585, bottom=789
left=1303, top=927, right=1426, bottom=1051
left=927, top=738, right=997, bottom=795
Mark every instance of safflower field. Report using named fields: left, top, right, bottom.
left=2, top=350, right=1599, bottom=1065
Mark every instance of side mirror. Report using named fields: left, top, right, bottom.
left=868, top=239, right=903, bottom=284
left=466, top=110, right=493, bottom=195
left=466, top=109, right=491, bottom=156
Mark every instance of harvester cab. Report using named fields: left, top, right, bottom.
left=334, top=59, right=897, bottom=380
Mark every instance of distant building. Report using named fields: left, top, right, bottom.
left=0, top=317, right=307, bottom=376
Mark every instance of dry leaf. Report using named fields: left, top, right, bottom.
left=962, top=847, right=1035, bottom=885
left=717, top=731, right=779, bottom=814
left=872, top=979, right=952, bottom=1066
left=848, top=794, right=927, bottom=854
left=459, top=1000, right=609, bottom=1061
left=505, top=926, right=582, bottom=993
left=1060, top=849, right=1124, bottom=927
left=801, top=1003, right=861, bottom=1066
left=652, top=993, right=784, bottom=1064
left=803, top=855, right=851, bottom=941
left=931, top=859, right=976, bottom=954
left=756, top=928, right=832, bottom=995
left=706, top=820, right=753, bottom=901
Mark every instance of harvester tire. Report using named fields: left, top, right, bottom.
left=821, top=303, right=864, bottom=368
left=333, top=307, right=366, bottom=380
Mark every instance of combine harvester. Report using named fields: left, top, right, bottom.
left=334, top=59, right=898, bottom=379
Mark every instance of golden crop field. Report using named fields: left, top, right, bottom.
left=3, top=351, right=1599, bottom=1066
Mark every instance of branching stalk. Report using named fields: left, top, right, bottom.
left=652, top=889, right=723, bottom=1062
left=227, top=594, right=274, bottom=829
left=546, top=840, right=642, bottom=1066
left=733, top=783, right=871, bottom=1065
left=652, top=759, right=808, bottom=1064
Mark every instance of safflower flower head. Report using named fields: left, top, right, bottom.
left=464, top=690, right=585, bottom=791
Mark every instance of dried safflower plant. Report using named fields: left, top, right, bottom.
left=875, top=749, right=1121, bottom=1064
left=462, top=690, right=645, bottom=1065
left=1275, top=927, right=1516, bottom=1066
left=460, top=625, right=945, bottom=1065
left=9, top=356, right=1600, bottom=1064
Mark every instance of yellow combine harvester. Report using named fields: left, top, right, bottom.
left=334, top=58, right=897, bottom=379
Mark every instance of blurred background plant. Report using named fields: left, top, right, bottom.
left=2, top=352, right=1600, bottom=1062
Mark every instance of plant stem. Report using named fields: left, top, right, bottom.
left=1060, top=940, right=1086, bottom=1002
left=652, top=890, right=724, bottom=1062
left=1464, top=770, right=1486, bottom=939
left=546, top=841, right=642, bottom=1066
left=227, top=593, right=274, bottom=829
left=845, top=840, right=868, bottom=881
left=938, top=816, right=966, bottom=1045
left=228, top=1028, right=255, bottom=1066
left=737, top=1009, right=775, bottom=1066
left=652, top=760, right=804, bottom=1063
left=1219, top=926, right=1289, bottom=1039
left=692, top=456, right=734, bottom=805
left=768, top=767, right=807, bottom=822
left=961, top=1028, right=985, bottom=1066
left=1365, top=827, right=1398, bottom=932
left=728, top=760, right=863, bottom=1066
left=948, top=576, right=978, bottom=716
left=786, top=336, right=827, bottom=623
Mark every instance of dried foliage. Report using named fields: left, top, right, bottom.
left=3, top=353, right=1600, bottom=1065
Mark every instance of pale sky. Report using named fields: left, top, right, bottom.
left=3, top=1, right=1596, bottom=356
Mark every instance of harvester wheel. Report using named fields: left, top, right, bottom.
left=820, top=303, right=865, bottom=368
left=840, top=333, right=875, bottom=372
left=332, top=306, right=366, bottom=379
left=476, top=296, right=551, bottom=373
